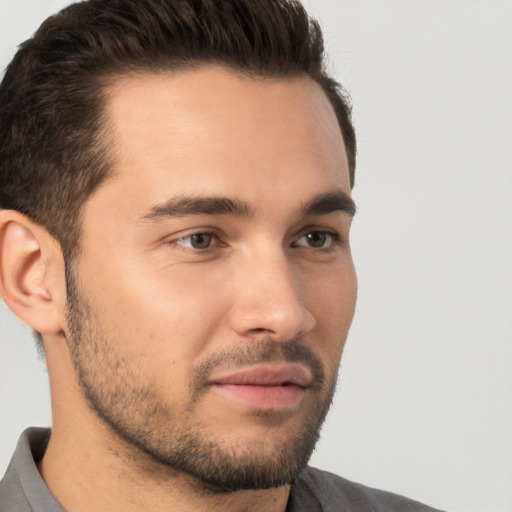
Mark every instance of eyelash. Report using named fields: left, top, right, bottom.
left=169, top=229, right=343, bottom=253
left=294, top=230, right=342, bottom=250
left=171, top=230, right=220, bottom=252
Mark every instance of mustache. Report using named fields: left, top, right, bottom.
left=190, top=338, right=325, bottom=401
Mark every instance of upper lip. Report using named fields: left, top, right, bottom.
left=211, top=363, right=312, bottom=388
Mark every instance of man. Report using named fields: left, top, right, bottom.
left=0, top=1, right=442, bottom=510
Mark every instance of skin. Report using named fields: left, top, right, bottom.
left=0, top=66, right=357, bottom=512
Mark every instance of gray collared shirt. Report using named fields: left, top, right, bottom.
left=0, top=428, right=444, bottom=512
left=0, top=429, right=63, bottom=512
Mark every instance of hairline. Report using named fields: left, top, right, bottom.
left=69, top=63, right=352, bottom=260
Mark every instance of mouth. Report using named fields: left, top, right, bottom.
left=210, top=363, right=312, bottom=410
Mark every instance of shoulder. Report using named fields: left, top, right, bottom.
left=0, top=468, right=32, bottom=512
left=0, top=428, right=59, bottom=512
left=287, top=466, right=445, bottom=512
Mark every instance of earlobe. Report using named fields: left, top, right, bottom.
left=0, top=210, right=66, bottom=335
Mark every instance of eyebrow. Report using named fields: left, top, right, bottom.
left=139, top=195, right=253, bottom=221
left=300, top=190, right=357, bottom=218
left=139, top=189, right=356, bottom=223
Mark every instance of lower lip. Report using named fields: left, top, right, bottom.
left=212, top=383, right=304, bottom=410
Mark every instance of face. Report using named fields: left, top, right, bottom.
left=65, top=66, right=357, bottom=490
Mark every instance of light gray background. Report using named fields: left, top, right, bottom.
left=1, top=1, right=511, bottom=511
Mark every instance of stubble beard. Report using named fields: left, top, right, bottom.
left=64, top=265, right=341, bottom=492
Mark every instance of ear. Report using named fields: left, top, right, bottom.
left=0, top=210, right=67, bottom=335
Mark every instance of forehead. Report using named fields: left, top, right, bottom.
left=97, top=66, right=350, bottom=213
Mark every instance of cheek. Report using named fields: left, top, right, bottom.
left=303, top=258, right=357, bottom=354
left=308, top=255, right=356, bottom=314
left=84, top=256, right=232, bottom=365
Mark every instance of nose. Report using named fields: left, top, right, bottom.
left=227, top=248, right=316, bottom=341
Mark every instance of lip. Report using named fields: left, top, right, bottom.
left=212, top=363, right=312, bottom=387
left=210, top=363, right=312, bottom=410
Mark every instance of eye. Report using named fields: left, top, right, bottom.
left=294, top=231, right=338, bottom=249
left=174, top=232, right=215, bottom=250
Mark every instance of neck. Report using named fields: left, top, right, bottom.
left=38, top=420, right=291, bottom=512
left=39, top=346, right=289, bottom=512
left=39, top=338, right=292, bottom=512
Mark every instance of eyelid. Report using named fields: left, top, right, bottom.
left=163, top=225, right=345, bottom=253
left=293, top=223, right=343, bottom=240
left=293, top=229, right=341, bottom=248
left=166, top=228, right=223, bottom=252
